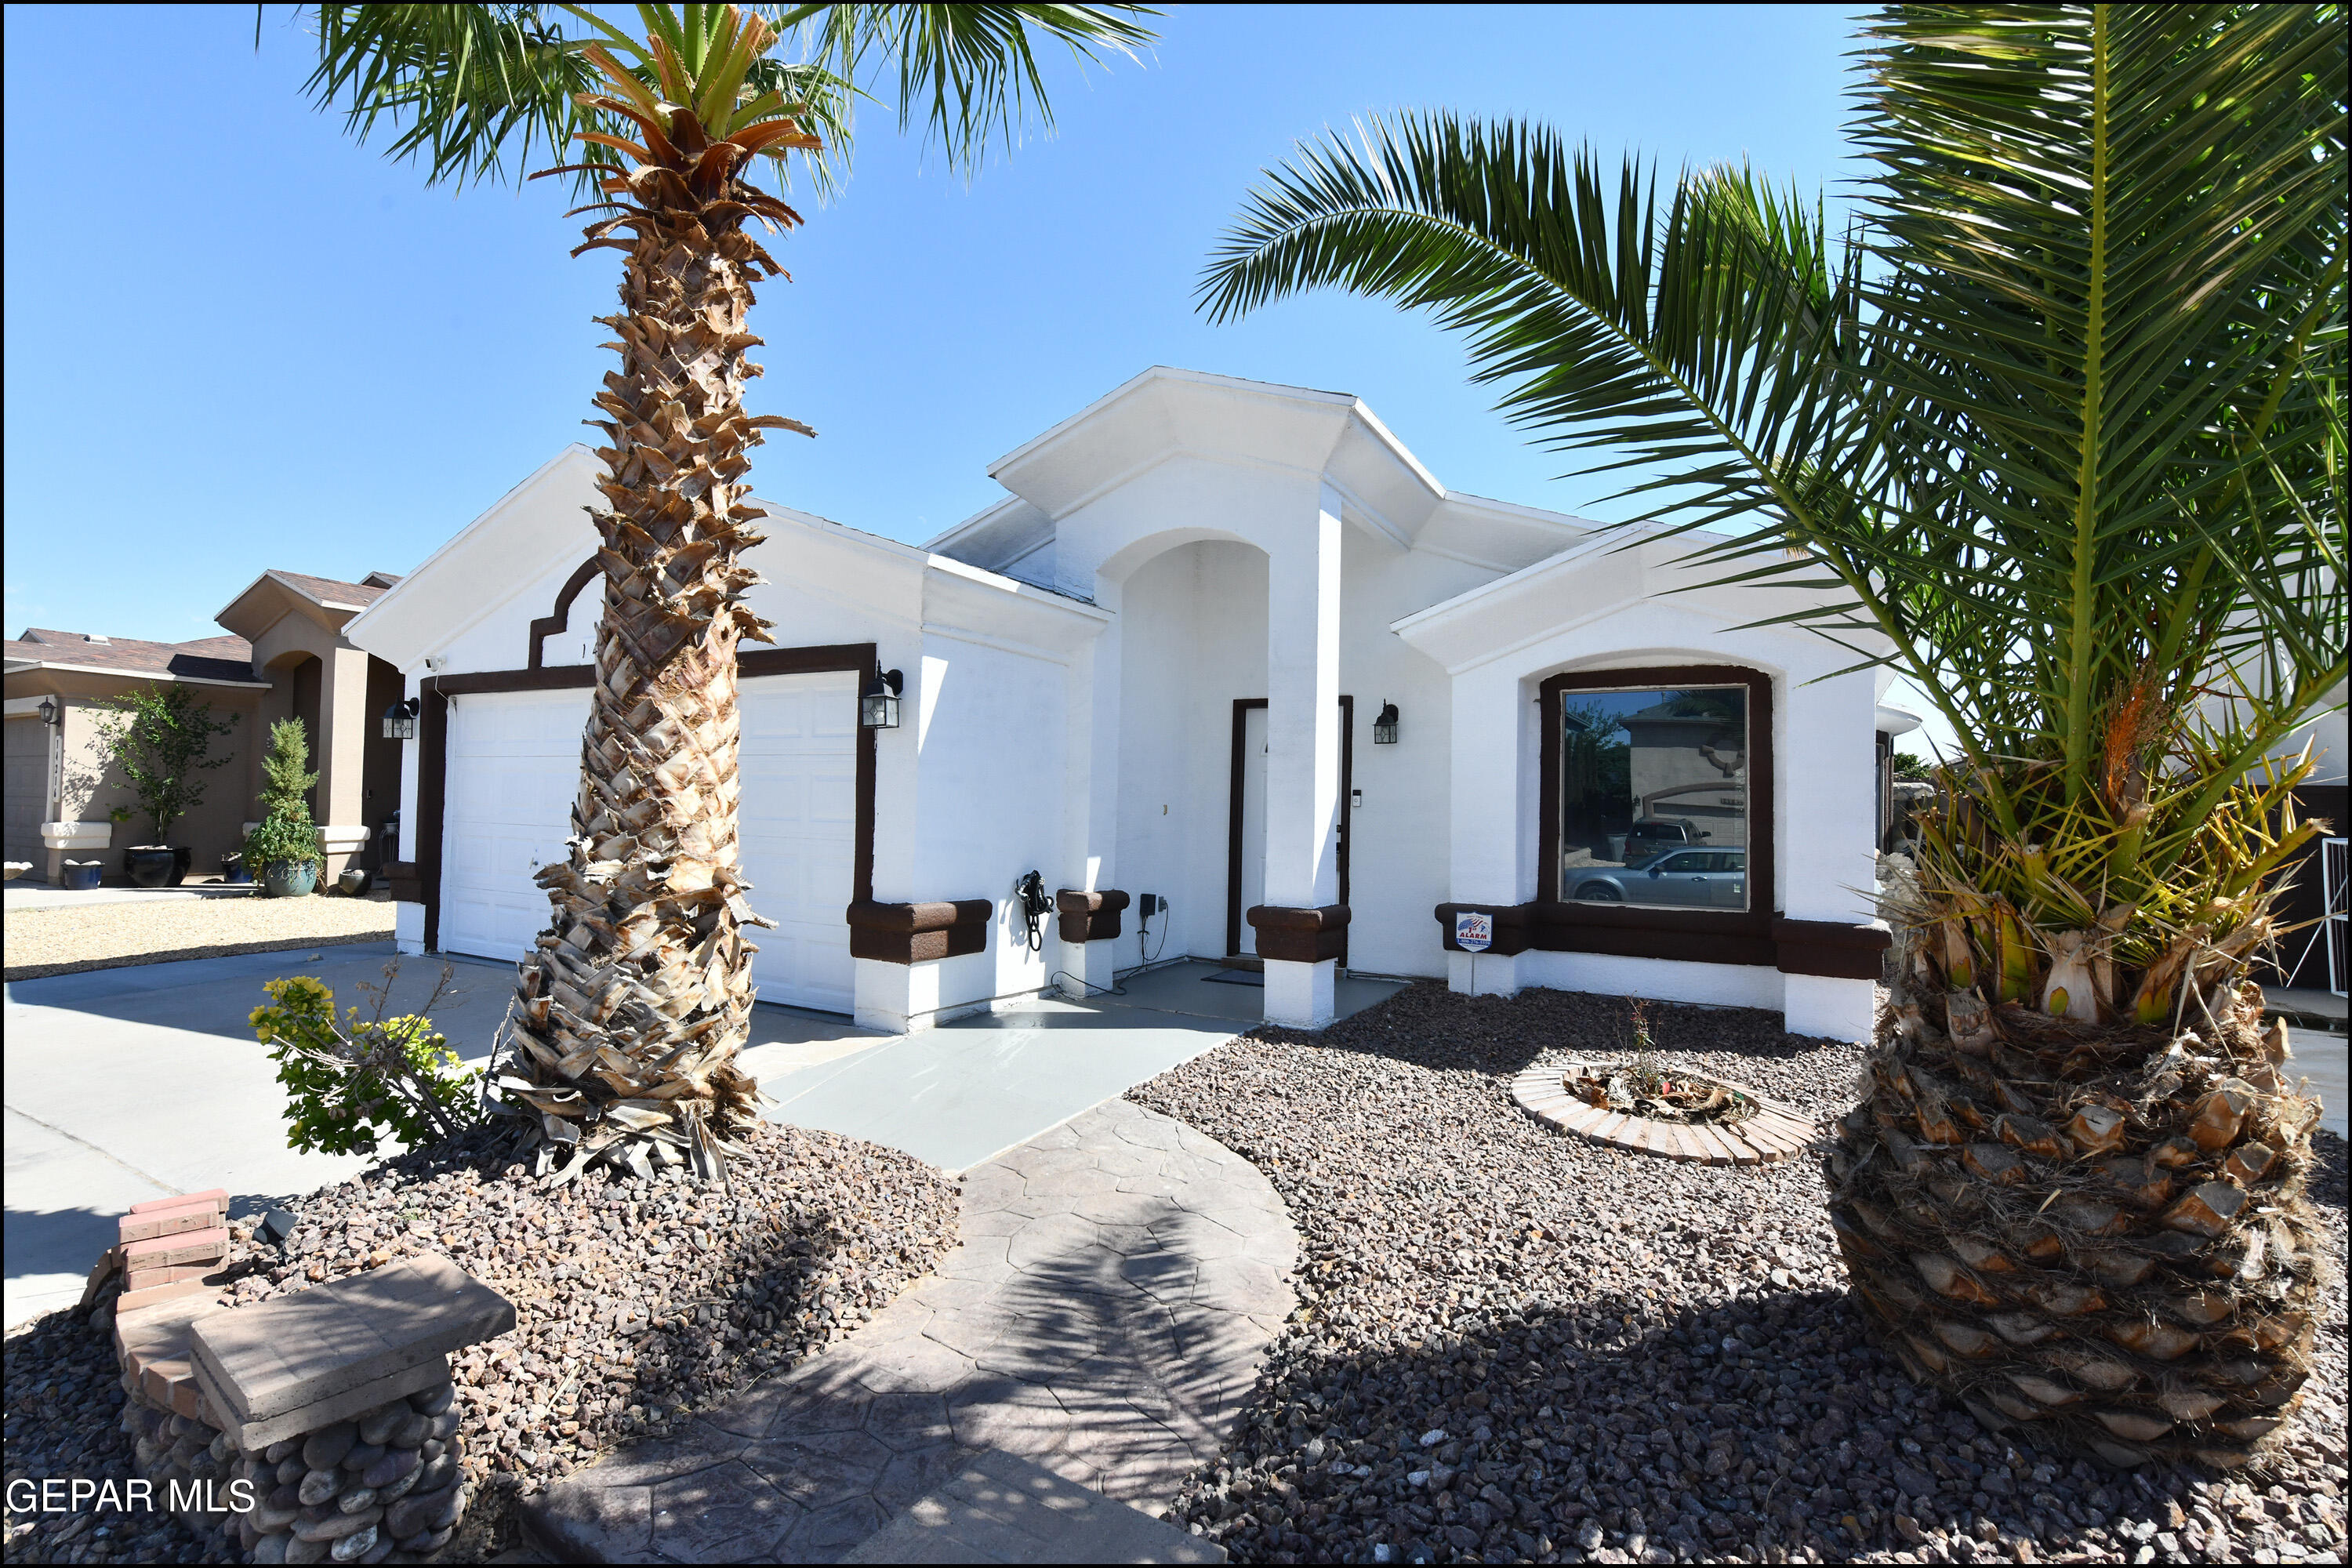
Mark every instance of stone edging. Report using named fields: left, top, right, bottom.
left=1509, top=1063, right=1824, bottom=1166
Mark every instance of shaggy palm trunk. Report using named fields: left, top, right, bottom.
left=1828, top=848, right=2327, bottom=1469
left=499, top=154, right=793, bottom=1182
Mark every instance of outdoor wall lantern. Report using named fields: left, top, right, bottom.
left=1373, top=700, right=1400, bottom=745
left=860, top=669, right=904, bottom=730
left=38, top=697, right=60, bottom=727
left=382, top=697, right=420, bottom=742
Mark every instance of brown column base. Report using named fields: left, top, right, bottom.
left=846, top=899, right=993, bottom=964
left=1246, top=904, right=1351, bottom=963
left=1054, top=888, right=1130, bottom=943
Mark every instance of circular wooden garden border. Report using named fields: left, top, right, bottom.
left=1508, top=1062, right=1825, bottom=1166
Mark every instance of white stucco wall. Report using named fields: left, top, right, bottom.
left=1399, top=529, right=1887, bottom=1040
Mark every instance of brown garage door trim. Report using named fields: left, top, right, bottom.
left=416, top=642, right=878, bottom=954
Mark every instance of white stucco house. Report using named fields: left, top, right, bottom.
left=348, top=367, right=1905, bottom=1040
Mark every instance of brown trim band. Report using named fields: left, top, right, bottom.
left=1430, top=903, right=1883, bottom=978
left=1431, top=902, right=1534, bottom=956
left=1247, top=903, right=1351, bottom=964
left=1055, top=888, right=1129, bottom=943
left=528, top=557, right=603, bottom=670
left=846, top=898, right=992, bottom=964
left=1771, top=917, right=1891, bottom=980
left=416, top=642, right=879, bottom=956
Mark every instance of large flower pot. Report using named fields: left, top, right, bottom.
left=61, top=861, right=103, bottom=891
left=125, top=847, right=176, bottom=888
left=260, top=861, right=318, bottom=898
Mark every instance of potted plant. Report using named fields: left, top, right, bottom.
left=89, top=688, right=238, bottom=888
left=245, top=718, right=324, bottom=898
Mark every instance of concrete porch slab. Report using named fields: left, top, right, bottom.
left=759, top=961, right=1404, bottom=1174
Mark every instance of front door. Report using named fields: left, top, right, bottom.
left=1226, top=696, right=1352, bottom=963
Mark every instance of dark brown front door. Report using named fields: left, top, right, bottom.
left=1226, top=695, right=1352, bottom=964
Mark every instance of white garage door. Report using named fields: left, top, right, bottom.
left=437, top=675, right=856, bottom=1014
left=440, top=688, right=590, bottom=966
left=735, top=671, right=858, bottom=1014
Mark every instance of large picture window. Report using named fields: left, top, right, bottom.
left=1537, top=665, right=1775, bottom=954
left=1557, top=684, right=1751, bottom=911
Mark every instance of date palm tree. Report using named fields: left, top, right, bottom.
left=1199, top=4, right=2345, bottom=1468
left=296, top=2, right=1152, bottom=1179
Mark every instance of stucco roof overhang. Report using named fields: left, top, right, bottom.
left=1392, top=523, right=1893, bottom=677
left=347, top=445, right=1107, bottom=674
left=982, top=367, right=1449, bottom=545
left=216, top=568, right=388, bottom=642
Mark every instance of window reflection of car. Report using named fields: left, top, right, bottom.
left=1624, top=817, right=1711, bottom=861
left=1571, top=849, right=1747, bottom=908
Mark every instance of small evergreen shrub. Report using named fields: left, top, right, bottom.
left=245, top=717, right=323, bottom=869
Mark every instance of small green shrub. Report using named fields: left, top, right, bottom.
left=252, top=962, right=477, bottom=1156
left=245, top=718, right=322, bottom=869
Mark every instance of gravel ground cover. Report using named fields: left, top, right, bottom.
left=2, top=1118, right=960, bottom=1564
left=1129, top=982, right=2349, bottom=1566
left=3, top=891, right=395, bottom=981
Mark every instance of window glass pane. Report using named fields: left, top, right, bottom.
left=1559, top=684, right=1751, bottom=911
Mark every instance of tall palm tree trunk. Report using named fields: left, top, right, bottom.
left=1828, top=841, right=2328, bottom=1469
left=503, top=154, right=794, bottom=1181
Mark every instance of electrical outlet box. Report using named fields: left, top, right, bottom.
left=1138, top=892, right=1167, bottom=923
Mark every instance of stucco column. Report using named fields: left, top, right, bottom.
left=1443, top=664, right=1533, bottom=998
left=1258, top=481, right=1345, bottom=1029
left=315, top=647, right=374, bottom=879
left=1062, top=601, right=1121, bottom=996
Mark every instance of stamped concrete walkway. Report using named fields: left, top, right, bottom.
left=524, top=1098, right=1297, bottom=1563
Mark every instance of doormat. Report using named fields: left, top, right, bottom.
left=1203, top=969, right=1264, bottom=988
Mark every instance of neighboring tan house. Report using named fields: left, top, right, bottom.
left=214, top=569, right=410, bottom=880
left=3, top=571, right=407, bottom=885
left=348, top=367, right=1911, bottom=1042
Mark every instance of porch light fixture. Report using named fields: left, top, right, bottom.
left=382, top=697, right=420, bottom=741
left=1372, top=700, right=1400, bottom=745
left=38, top=697, right=60, bottom=727
left=860, top=669, right=904, bottom=730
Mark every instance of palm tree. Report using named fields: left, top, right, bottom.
left=1198, top=5, right=2345, bottom=1469
left=295, top=3, right=1153, bottom=1179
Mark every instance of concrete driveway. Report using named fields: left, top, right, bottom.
left=4, top=946, right=1396, bottom=1331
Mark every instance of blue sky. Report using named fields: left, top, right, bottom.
left=9, top=3, right=1943, bottom=732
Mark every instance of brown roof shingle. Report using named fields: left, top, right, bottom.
left=265, top=570, right=389, bottom=608
left=5, top=629, right=260, bottom=686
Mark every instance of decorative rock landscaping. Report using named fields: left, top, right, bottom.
left=1130, top=982, right=2349, bottom=1566
left=4, top=1118, right=960, bottom=1563
left=1509, top=1063, right=1823, bottom=1165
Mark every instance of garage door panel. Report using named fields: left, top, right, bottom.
left=439, top=691, right=589, bottom=965
left=438, top=676, right=855, bottom=1012
left=736, top=671, right=858, bottom=1013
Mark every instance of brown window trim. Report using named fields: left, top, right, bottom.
left=1534, top=664, right=1777, bottom=956
left=416, top=642, right=877, bottom=954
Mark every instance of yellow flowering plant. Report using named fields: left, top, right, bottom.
left=252, top=960, right=477, bottom=1156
